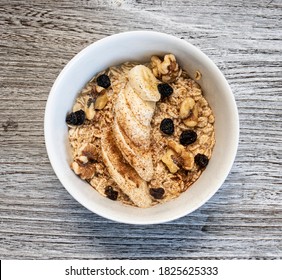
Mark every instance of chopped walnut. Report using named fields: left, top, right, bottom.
left=183, top=102, right=199, bottom=128
left=168, top=140, right=195, bottom=170
left=179, top=97, right=195, bottom=119
left=77, top=155, right=88, bottom=164
left=79, top=143, right=99, bottom=162
left=95, top=85, right=105, bottom=93
left=71, top=143, right=99, bottom=180
left=85, top=97, right=96, bottom=120
left=181, top=150, right=194, bottom=170
left=95, top=93, right=108, bottom=110
left=151, top=54, right=181, bottom=83
left=168, top=140, right=184, bottom=154
left=161, top=149, right=180, bottom=173
left=72, top=161, right=96, bottom=180
left=171, top=154, right=184, bottom=167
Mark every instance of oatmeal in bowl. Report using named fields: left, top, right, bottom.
left=66, top=54, right=215, bottom=208
left=45, top=31, right=239, bottom=224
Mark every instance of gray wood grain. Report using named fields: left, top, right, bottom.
left=0, top=0, right=281, bottom=259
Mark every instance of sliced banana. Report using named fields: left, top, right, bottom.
left=123, top=84, right=155, bottom=127
left=115, top=87, right=151, bottom=148
left=128, top=65, right=161, bottom=102
left=101, top=129, right=152, bottom=208
left=107, top=64, right=160, bottom=183
left=113, top=118, right=154, bottom=182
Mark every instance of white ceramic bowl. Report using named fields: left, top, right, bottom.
left=44, top=31, right=239, bottom=224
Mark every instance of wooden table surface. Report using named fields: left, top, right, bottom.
left=0, top=0, right=281, bottom=259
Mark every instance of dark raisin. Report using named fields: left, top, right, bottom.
left=179, top=130, right=197, bottom=146
left=105, top=186, right=118, bottom=200
left=75, top=110, right=86, bottom=125
left=66, top=112, right=76, bottom=125
left=157, top=83, right=173, bottom=99
left=160, top=118, right=174, bottom=135
left=66, top=109, right=85, bottom=125
left=195, top=154, right=209, bottom=168
left=149, top=188, right=165, bottom=199
left=97, top=74, right=111, bottom=88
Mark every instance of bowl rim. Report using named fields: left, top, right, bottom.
left=44, top=31, right=239, bottom=224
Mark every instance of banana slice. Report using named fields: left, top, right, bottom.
left=115, top=87, right=151, bottom=148
left=123, top=84, right=155, bottom=127
left=128, top=65, right=161, bottom=102
left=113, top=118, right=154, bottom=181
left=101, top=129, right=152, bottom=208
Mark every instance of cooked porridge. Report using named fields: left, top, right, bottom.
left=66, top=54, right=215, bottom=208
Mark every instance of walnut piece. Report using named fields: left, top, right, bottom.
left=179, top=97, right=195, bottom=119
left=151, top=54, right=181, bottom=83
left=71, top=143, right=99, bottom=180
left=183, top=102, right=199, bottom=128
left=72, top=161, right=96, bottom=180
left=168, top=140, right=194, bottom=170
left=95, top=93, right=108, bottom=110
left=161, top=149, right=180, bottom=173
left=85, top=97, right=96, bottom=120
left=181, top=150, right=194, bottom=170
left=79, top=143, right=99, bottom=162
